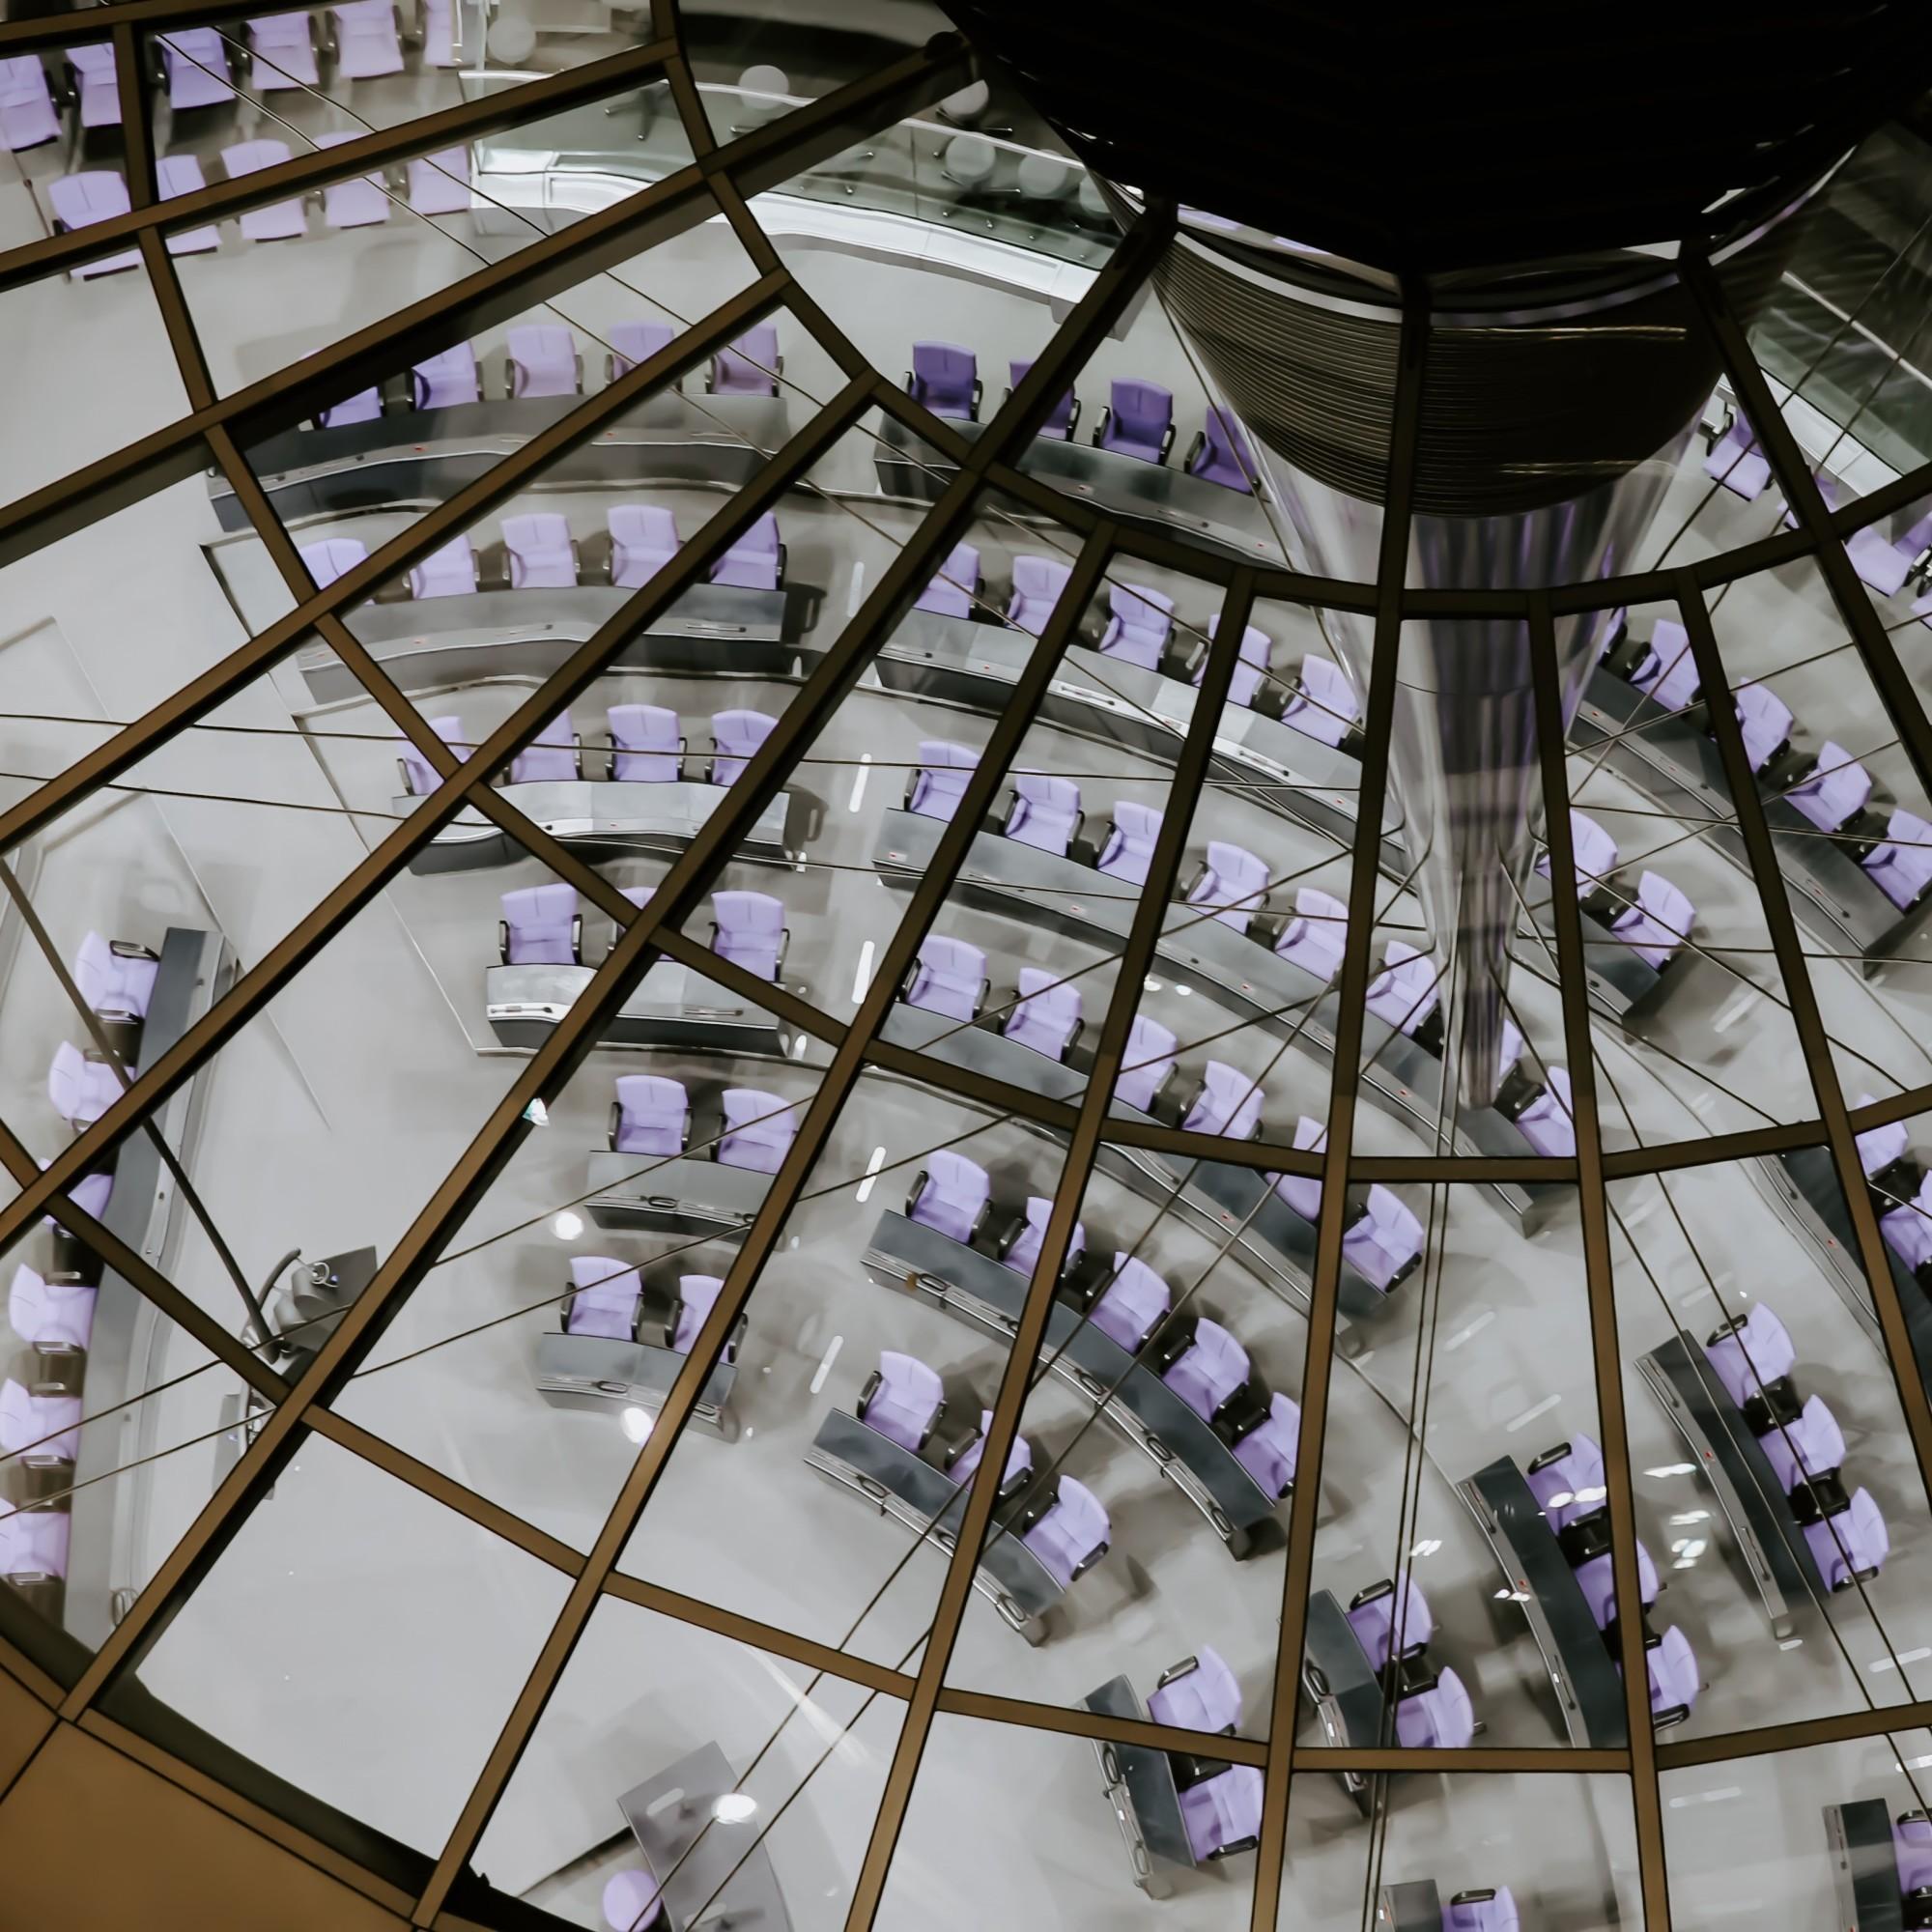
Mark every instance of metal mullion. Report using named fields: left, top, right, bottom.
left=1657, top=1700, right=1932, bottom=1770
left=1107, top=1114, right=1579, bottom=1185
left=1307, top=1746, right=1629, bottom=1775
left=931, top=1686, right=1270, bottom=1770
left=1249, top=291, right=1429, bottom=1932
left=838, top=569, right=1257, bottom=1932
left=649, top=924, right=849, bottom=1052
left=112, top=24, right=155, bottom=208
left=647, top=3, right=717, bottom=160
left=140, top=235, right=214, bottom=410
left=1848, top=1088, right=1932, bottom=1134
left=861, top=1037, right=1080, bottom=1135
left=1527, top=591, right=1671, bottom=1927
left=1830, top=456, right=1932, bottom=537
left=1601, top=1119, right=1829, bottom=1178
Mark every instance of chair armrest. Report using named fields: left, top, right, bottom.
left=569, top=914, right=583, bottom=965
left=1158, top=421, right=1175, bottom=464
left=572, top=353, right=584, bottom=394
left=1183, top=429, right=1206, bottom=472
left=108, top=940, right=159, bottom=960
left=497, top=920, right=510, bottom=965
left=967, top=1197, right=998, bottom=1249
left=1153, top=1654, right=1199, bottom=1692
left=703, top=359, right=718, bottom=394
left=607, top=1100, right=622, bottom=1151
left=1016, top=1473, right=1060, bottom=1535
left=503, top=360, right=521, bottom=400
left=1065, top=1015, right=1085, bottom=1056
left=1210, top=1377, right=1270, bottom=1446
left=776, top=926, right=790, bottom=976
left=1162, top=631, right=1209, bottom=682
left=974, top=975, right=989, bottom=1018
left=1065, top=396, right=1082, bottom=436
left=904, top=1170, right=929, bottom=1218
left=903, top=370, right=914, bottom=396
left=774, top=354, right=784, bottom=379
left=777, top=542, right=788, bottom=583
left=1148, top=1313, right=1197, bottom=1378
left=606, top=351, right=622, bottom=385
left=857, top=1367, right=881, bottom=1417
left=568, top=539, right=582, bottom=586
left=1172, top=1073, right=1208, bottom=1133
left=972, top=376, right=983, bottom=417
left=998, top=787, right=1022, bottom=834
left=1067, top=808, right=1086, bottom=848
left=915, top=1395, right=944, bottom=1455
left=569, top=728, right=584, bottom=778
left=903, top=770, right=920, bottom=808
left=1091, top=405, right=1111, bottom=448
left=1067, top=1537, right=1108, bottom=1582
left=1208, top=1833, right=1260, bottom=1862
left=1181, top=858, right=1210, bottom=901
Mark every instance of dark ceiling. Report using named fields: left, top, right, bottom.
left=939, top=2, right=1932, bottom=275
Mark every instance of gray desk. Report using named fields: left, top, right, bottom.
left=1082, top=1673, right=1195, bottom=1896
left=873, top=810, right=1568, bottom=1234
left=533, top=1331, right=737, bottom=1435
left=1457, top=1457, right=1628, bottom=1747
left=1638, top=1330, right=1825, bottom=1635
left=488, top=957, right=791, bottom=1056
left=397, top=778, right=789, bottom=875
left=584, top=1151, right=774, bottom=1236
left=1826, top=1798, right=1904, bottom=1932
left=617, top=1740, right=792, bottom=1932
left=864, top=1208, right=1283, bottom=1558
left=66, top=926, right=236, bottom=1649
left=803, top=1406, right=1065, bottom=1643
left=1301, top=1588, right=1384, bottom=1813
left=1378, top=1881, right=1445, bottom=1932
left=1519, top=867, right=1670, bottom=1019
left=1574, top=665, right=1932, bottom=968
left=214, top=392, right=792, bottom=530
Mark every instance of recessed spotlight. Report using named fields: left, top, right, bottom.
left=620, top=1406, right=653, bottom=1443
left=554, top=1210, right=583, bottom=1240
left=713, top=1794, right=757, bottom=1823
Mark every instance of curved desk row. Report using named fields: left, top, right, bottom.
left=862, top=1208, right=1283, bottom=1559
left=1081, top=1673, right=1193, bottom=1896
left=1301, top=1587, right=1387, bottom=1814
left=395, top=776, right=790, bottom=876
left=487, top=956, right=793, bottom=1055
left=1826, top=1798, right=1906, bottom=1932
left=533, top=1327, right=739, bottom=1435
left=584, top=1151, right=775, bottom=1236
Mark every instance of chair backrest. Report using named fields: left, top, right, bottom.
left=1569, top=810, right=1618, bottom=882
left=921, top=1149, right=989, bottom=1212
left=602, top=1866, right=665, bottom=1930
left=616, top=1074, right=687, bottom=1139
left=609, top=320, right=674, bottom=376
left=712, top=708, right=775, bottom=757
left=412, top=342, right=478, bottom=410
left=298, top=537, right=368, bottom=588
left=1110, top=580, right=1174, bottom=640
left=713, top=890, right=784, bottom=937
left=499, top=884, right=577, bottom=964
left=1011, top=554, right=1072, bottom=608
left=1013, top=771, right=1078, bottom=814
left=921, top=933, right=986, bottom=982
left=1115, top=1013, right=1177, bottom=1112
left=610, top=703, right=680, bottom=755
left=507, top=324, right=576, bottom=394
left=1281, top=885, right=1348, bottom=982
left=503, top=511, right=571, bottom=564
left=1113, top=800, right=1162, bottom=845
left=1095, top=1253, right=1170, bottom=1338
left=719, top=1088, right=795, bottom=1172
left=1012, top=966, right=1079, bottom=1026
left=911, top=340, right=976, bottom=409
left=916, top=541, right=980, bottom=616
left=1701, top=1300, right=1795, bottom=1408
left=1364, top=1184, right=1422, bottom=1256
left=1185, top=1061, right=1264, bottom=1138
left=1634, top=870, right=1693, bottom=943
left=1790, top=741, right=1874, bottom=829
left=1150, top=1644, right=1241, bottom=1733
left=565, top=1256, right=641, bottom=1339
left=1109, top=378, right=1172, bottom=437
left=1046, top=1473, right=1108, bottom=1552
left=877, top=1349, right=943, bottom=1408
left=609, top=502, right=678, bottom=554
left=1396, top=1663, right=1474, bottom=1747
left=1854, top=1098, right=1909, bottom=1177
left=50, top=170, right=132, bottom=231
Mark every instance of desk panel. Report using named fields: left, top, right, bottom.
left=1301, top=1588, right=1382, bottom=1812
left=533, top=1330, right=736, bottom=1435
left=488, top=957, right=791, bottom=1055
left=1083, top=1673, right=1194, bottom=1892
left=1378, top=1881, right=1446, bottom=1932
left=584, top=1151, right=773, bottom=1235
left=1826, top=1798, right=1904, bottom=1932
left=617, top=1740, right=793, bottom=1932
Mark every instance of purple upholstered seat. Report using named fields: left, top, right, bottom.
left=1096, top=582, right=1174, bottom=668
left=608, top=320, right=674, bottom=381
left=708, top=708, right=775, bottom=785
left=1701, top=1300, right=1795, bottom=1410
left=710, top=513, right=783, bottom=591
left=1281, top=656, right=1360, bottom=747
left=503, top=512, right=578, bottom=590
left=1270, top=1117, right=1327, bottom=1223
left=1019, top=1474, right=1109, bottom=1585
left=1538, top=809, right=1618, bottom=890
left=0, top=1380, right=80, bottom=1463
left=1634, top=619, right=1703, bottom=713
left=161, top=28, right=235, bottom=109
left=47, top=173, right=141, bottom=279
left=406, top=343, right=479, bottom=413
left=1004, top=773, right=1081, bottom=854
left=1115, top=1013, right=1178, bottom=1114
left=247, top=13, right=320, bottom=88
left=670, top=1274, right=724, bottom=1354
left=1186, top=407, right=1256, bottom=493
left=1273, top=885, right=1349, bottom=982
left=611, top=1075, right=689, bottom=1157
left=1002, top=967, right=1080, bottom=1061
left=507, top=325, right=580, bottom=399
left=710, top=323, right=781, bottom=396
left=1895, top=1814, right=1932, bottom=1896
left=66, top=43, right=120, bottom=130
left=1366, top=941, right=1442, bottom=1037
left=39, top=1163, right=112, bottom=1229
left=1848, top=510, right=1932, bottom=599
left=1347, top=1574, right=1433, bottom=1668
left=1187, top=841, right=1269, bottom=933
left=47, top=1043, right=118, bottom=1126
left=316, top=385, right=382, bottom=427
left=1161, top=1316, right=1250, bottom=1420
left=717, top=1089, right=795, bottom=1174
left=1177, top=1764, right=1263, bottom=1863
left=1574, top=1539, right=1660, bottom=1632
left=0, top=57, right=57, bottom=153
left=1608, top=871, right=1694, bottom=970
left=607, top=504, right=679, bottom=590
left=1007, top=554, right=1073, bottom=636
left=602, top=1866, right=666, bottom=1930
left=8, top=1264, right=95, bottom=1351
left=710, top=892, right=785, bottom=980
left=1856, top=1099, right=1909, bottom=1179
left=315, top=132, right=389, bottom=229
left=1863, top=809, right=1932, bottom=910
left=1008, top=357, right=1076, bottom=439
left=905, top=935, right=986, bottom=1023
left=1202, top=614, right=1272, bottom=707
left=1787, top=741, right=1873, bottom=832
left=1646, top=1625, right=1700, bottom=1721
left=915, top=542, right=980, bottom=618
left=1096, top=800, right=1162, bottom=885
left=1094, top=379, right=1174, bottom=463
left=907, top=341, right=980, bottom=420
left=1395, top=1665, right=1474, bottom=1747
left=396, top=713, right=467, bottom=794
left=331, top=0, right=404, bottom=76
left=1756, top=1393, right=1846, bottom=1494
left=608, top=704, right=682, bottom=783
left=409, top=534, right=478, bottom=600
left=908, top=741, right=977, bottom=820
left=508, top=711, right=578, bottom=783
left=223, top=140, right=306, bottom=242
left=1443, top=1889, right=1519, bottom=1932
left=1704, top=412, right=1772, bottom=499
left=1149, top=1646, right=1241, bottom=1733
left=1183, top=1061, right=1265, bottom=1140
left=948, top=1407, right=1033, bottom=1491
left=859, top=1350, right=943, bottom=1452
left=1882, top=1172, right=1932, bottom=1272
left=909, top=1150, right=991, bottom=1245
left=1516, top=1065, right=1575, bottom=1156
left=73, top=930, right=158, bottom=1020
left=0, top=1504, right=69, bottom=1583
left=407, top=146, right=470, bottom=217
left=1342, top=1186, right=1424, bottom=1291
left=1804, top=1485, right=1889, bottom=1589
left=565, top=1257, right=641, bottom=1340
left=1091, top=1253, right=1170, bottom=1350
left=1003, top=1197, right=1082, bottom=1278
left=498, top=884, right=580, bottom=965
left=1525, top=1435, right=1607, bottom=1531
left=1733, top=682, right=1794, bottom=773
left=1232, top=1390, right=1300, bottom=1498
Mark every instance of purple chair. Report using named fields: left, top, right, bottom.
left=0, top=1380, right=80, bottom=1464
left=609, top=704, right=682, bottom=783
left=1608, top=871, right=1694, bottom=970
left=1444, top=1890, right=1518, bottom=1932
left=1183, top=1062, right=1265, bottom=1140
left=1187, top=842, right=1270, bottom=933
left=708, top=709, right=776, bottom=786
left=161, top=28, right=235, bottom=109
left=1394, top=1665, right=1475, bottom=1747
left=498, top=884, right=581, bottom=965
left=1273, top=885, right=1348, bottom=982
left=906, top=341, right=980, bottom=420
left=1863, top=809, right=1932, bottom=910
left=1017, top=1473, right=1110, bottom=1585
left=1347, top=1574, right=1433, bottom=1668
left=710, top=892, right=787, bottom=980
left=1002, top=1197, right=1082, bottom=1278
left=1786, top=741, right=1875, bottom=832
left=1007, top=554, right=1073, bottom=636
left=608, top=504, right=679, bottom=589
left=1538, top=810, right=1617, bottom=891
left=1115, top=1013, right=1178, bottom=1114
left=331, top=0, right=405, bottom=76
left=1231, top=1390, right=1299, bottom=1499
left=1007, top=357, right=1078, bottom=439
left=46, top=173, right=141, bottom=279
left=1281, top=657, right=1360, bottom=747
left=1090, top=1253, right=1170, bottom=1351
left=412, top=342, right=481, bottom=410
left=947, top=1408, right=1033, bottom=1492
left=1894, top=1814, right=1932, bottom=1902
left=1646, top=1626, right=1700, bottom=1725
left=0, top=1504, right=69, bottom=1584
left=1803, top=1485, right=1889, bottom=1589
left=1882, top=1172, right=1932, bottom=1273
left=507, top=711, right=579, bottom=783
left=407, top=146, right=470, bottom=217
left=47, top=1043, right=118, bottom=1126
left=1094, top=379, right=1175, bottom=464
left=608, top=320, right=675, bottom=381
left=315, top=132, right=389, bottom=230
left=717, top=1089, right=795, bottom=1174
left=0, top=57, right=58, bottom=153
left=1096, top=582, right=1175, bottom=668
left=222, top=141, right=305, bottom=242
left=709, top=323, right=781, bottom=396
left=1525, top=1435, right=1607, bottom=1531
left=1158, top=1316, right=1250, bottom=1422
left=65, top=43, right=120, bottom=129
left=1704, top=411, right=1772, bottom=500
left=1203, top=614, right=1272, bottom=707
left=904, top=935, right=988, bottom=1023
left=1002, top=968, right=1081, bottom=1061
left=316, top=386, right=382, bottom=427
left=565, top=1257, right=641, bottom=1341
left=1096, top=800, right=1162, bottom=885
left=396, top=713, right=467, bottom=794
left=1848, top=510, right=1932, bottom=599
left=1575, top=1539, right=1660, bottom=1633
left=1634, top=619, right=1702, bottom=712
left=1702, top=1302, right=1796, bottom=1412
left=1270, top=1116, right=1327, bottom=1223
left=710, top=513, right=783, bottom=591
left=1342, top=1187, right=1424, bottom=1291
left=907, top=742, right=978, bottom=820
left=300, top=538, right=369, bottom=591
left=1735, top=682, right=1794, bottom=773
left=503, top=512, right=579, bottom=590
left=670, top=1274, right=725, bottom=1354
left=1176, top=1765, right=1263, bottom=1863
left=40, top=1163, right=112, bottom=1230
left=1756, top=1393, right=1846, bottom=1494
left=1185, top=408, right=1256, bottom=493
left=915, top=542, right=981, bottom=618
left=247, top=13, right=321, bottom=88
left=1516, top=1066, right=1576, bottom=1157
left=9, top=1264, right=96, bottom=1352
left=908, top=1150, right=991, bottom=1245
left=1365, top=942, right=1441, bottom=1037
left=1855, top=1102, right=1910, bottom=1180
left=1149, top=1646, right=1240, bottom=1733
left=609, top=1075, right=690, bottom=1158
left=602, top=1866, right=666, bottom=1931
left=1003, top=773, right=1082, bottom=854
left=858, top=1350, right=943, bottom=1452
left=507, top=325, right=582, bottom=399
